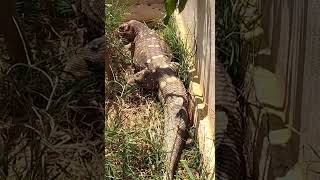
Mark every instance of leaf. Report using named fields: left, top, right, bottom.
left=178, top=0, right=188, bottom=13
left=164, top=0, right=178, bottom=24
left=166, top=0, right=178, bottom=16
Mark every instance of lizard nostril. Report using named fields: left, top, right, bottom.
left=118, top=24, right=127, bottom=32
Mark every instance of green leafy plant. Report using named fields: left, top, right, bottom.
left=164, top=0, right=188, bottom=24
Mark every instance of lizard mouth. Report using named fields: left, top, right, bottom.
left=114, top=23, right=129, bottom=36
left=114, top=22, right=136, bottom=43
left=118, top=24, right=128, bottom=32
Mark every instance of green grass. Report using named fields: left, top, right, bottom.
left=159, top=19, right=194, bottom=88
left=105, top=1, right=203, bottom=179
left=106, top=1, right=128, bottom=36
left=106, top=100, right=165, bottom=179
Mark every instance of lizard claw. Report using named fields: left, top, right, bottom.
left=127, top=78, right=136, bottom=86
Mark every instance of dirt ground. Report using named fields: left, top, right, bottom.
left=122, top=0, right=165, bottom=22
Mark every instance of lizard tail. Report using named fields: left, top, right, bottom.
left=163, top=103, right=188, bottom=180
left=159, top=76, right=189, bottom=180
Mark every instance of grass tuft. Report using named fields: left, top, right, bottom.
left=159, top=19, right=195, bottom=88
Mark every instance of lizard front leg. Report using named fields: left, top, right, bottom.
left=127, top=68, right=149, bottom=85
left=170, top=62, right=180, bottom=72
left=124, top=42, right=135, bottom=57
left=127, top=68, right=158, bottom=90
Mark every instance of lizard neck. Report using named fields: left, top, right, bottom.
left=134, top=27, right=141, bottom=38
left=132, top=22, right=150, bottom=39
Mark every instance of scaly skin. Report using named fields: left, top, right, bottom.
left=116, top=20, right=189, bottom=180
left=215, top=58, right=244, bottom=180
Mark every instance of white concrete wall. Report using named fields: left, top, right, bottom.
left=179, top=0, right=214, bottom=114
left=175, top=0, right=215, bottom=178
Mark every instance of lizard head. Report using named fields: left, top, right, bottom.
left=115, top=20, right=138, bottom=43
left=115, top=20, right=146, bottom=43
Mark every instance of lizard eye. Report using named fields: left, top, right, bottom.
left=118, top=25, right=125, bottom=32
left=118, top=24, right=130, bottom=33
left=116, top=23, right=135, bottom=43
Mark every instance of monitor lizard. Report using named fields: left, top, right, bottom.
left=116, top=20, right=189, bottom=180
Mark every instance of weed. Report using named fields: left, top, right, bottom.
left=158, top=19, right=194, bottom=88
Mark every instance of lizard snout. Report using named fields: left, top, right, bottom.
left=114, top=23, right=135, bottom=42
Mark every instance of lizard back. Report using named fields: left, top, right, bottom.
left=134, top=27, right=172, bottom=71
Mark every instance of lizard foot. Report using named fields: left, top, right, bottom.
left=127, top=78, right=136, bottom=86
